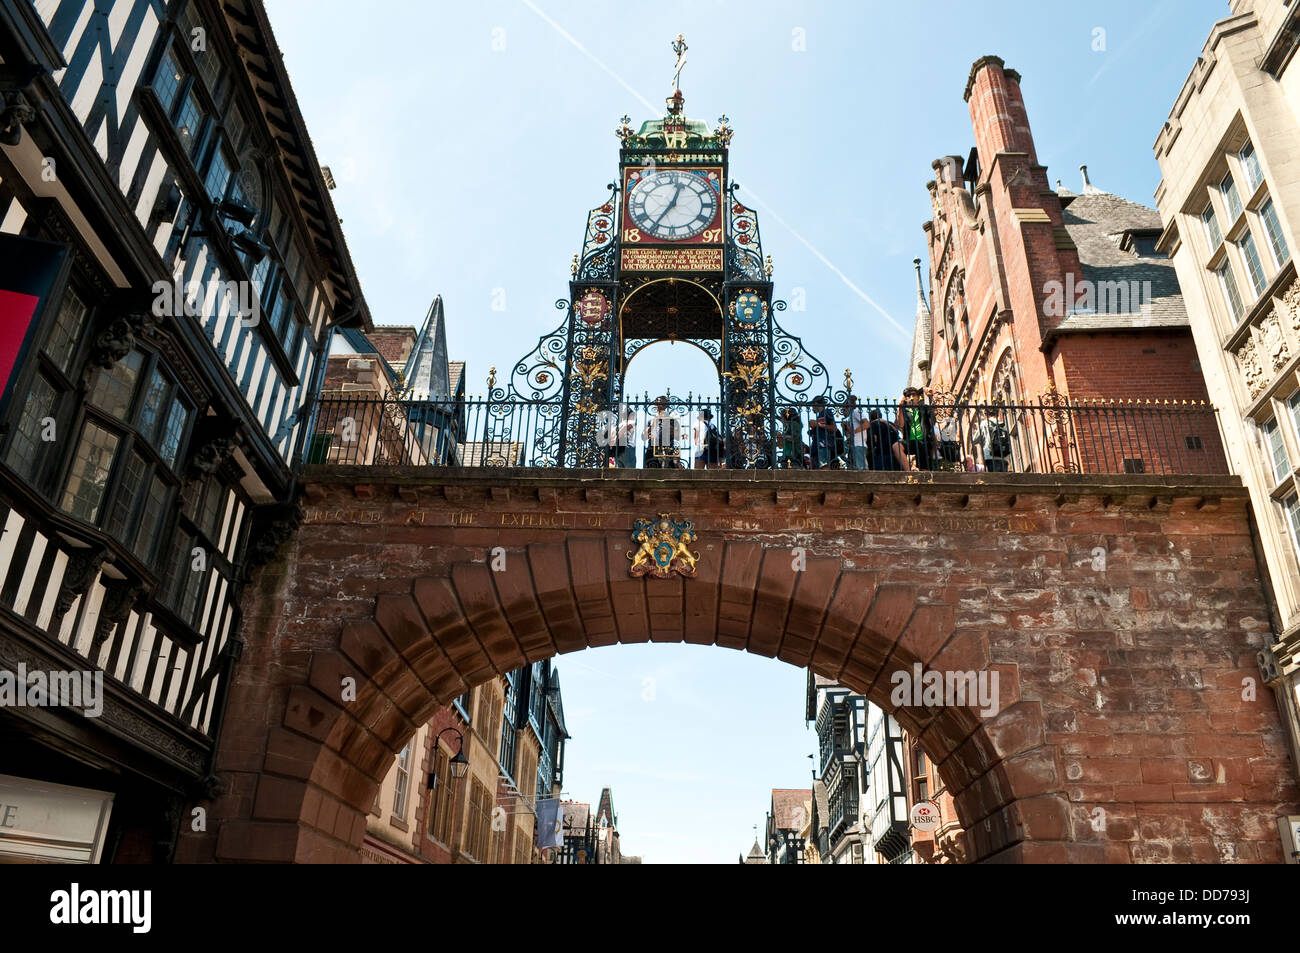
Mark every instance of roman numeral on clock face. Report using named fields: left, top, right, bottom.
left=626, top=170, right=718, bottom=241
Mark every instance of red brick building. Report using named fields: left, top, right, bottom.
left=911, top=56, right=1224, bottom=475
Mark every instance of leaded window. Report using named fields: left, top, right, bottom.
left=1240, top=141, right=1263, bottom=192
left=44, top=287, right=88, bottom=375
left=1202, top=202, right=1222, bottom=249
left=1222, top=171, right=1243, bottom=221
left=152, top=49, right=184, bottom=114
left=1260, top=198, right=1290, bottom=267
left=61, top=421, right=119, bottom=522
left=392, top=743, right=410, bottom=819
left=61, top=350, right=194, bottom=568
left=1217, top=261, right=1244, bottom=322
left=1266, top=418, right=1290, bottom=483
left=1238, top=231, right=1268, bottom=296
left=4, top=375, right=56, bottom=481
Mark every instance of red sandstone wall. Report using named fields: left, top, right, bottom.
left=180, top=470, right=1299, bottom=865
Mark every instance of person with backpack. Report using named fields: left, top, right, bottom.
left=867, top=408, right=909, bottom=471
left=808, top=395, right=838, bottom=469
left=896, top=387, right=936, bottom=471
left=692, top=408, right=725, bottom=469
left=977, top=406, right=1013, bottom=472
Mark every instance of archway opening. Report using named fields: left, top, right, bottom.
left=619, top=338, right=722, bottom=469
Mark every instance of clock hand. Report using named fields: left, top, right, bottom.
left=651, top=183, right=686, bottom=227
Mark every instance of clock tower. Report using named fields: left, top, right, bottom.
left=498, top=36, right=837, bottom=468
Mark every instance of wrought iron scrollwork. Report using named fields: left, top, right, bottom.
left=727, top=188, right=764, bottom=281
left=577, top=184, right=619, bottom=281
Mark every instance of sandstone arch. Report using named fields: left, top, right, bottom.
left=176, top=468, right=1299, bottom=863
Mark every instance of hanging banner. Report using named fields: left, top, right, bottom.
left=535, top=797, right=563, bottom=848
left=0, top=234, right=70, bottom=418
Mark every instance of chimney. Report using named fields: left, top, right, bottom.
left=1079, top=164, right=1101, bottom=193
left=964, top=55, right=1038, bottom=165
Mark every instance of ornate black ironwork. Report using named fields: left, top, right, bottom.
left=727, top=186, right=765, bottom=281
left=489, top=113, right=856, bottom=470
left=576, top=184, right=619, bottom=281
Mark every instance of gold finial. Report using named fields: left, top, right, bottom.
left=844, top=368, right=854, bottom=392
left=616, top=114, right=634, bottom=144
left=672, top=34, right=688, bottom=92
left=571, top=253, right=579, bottom=276
left=764, top=254, right=774, bottom=278
left=487, top=366, right=497, bottom=391
left=714, top=114, right=734, bottom=148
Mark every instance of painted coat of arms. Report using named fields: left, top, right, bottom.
left=627, top=513, right=700, bottom=578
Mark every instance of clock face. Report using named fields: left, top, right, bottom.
left=627, top=170, right=718, bottom=241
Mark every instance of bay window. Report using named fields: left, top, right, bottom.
left=60, top=350, right=194, bottom=568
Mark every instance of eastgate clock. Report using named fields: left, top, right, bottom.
left=626, top=170, right=718, bottom=241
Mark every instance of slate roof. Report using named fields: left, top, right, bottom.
left=770, top=788, right=809, bottom=830
left=448, top=361, right=466, bottom=398
left=561, top=801, right=589, bottom=832
left=1051, top=190, right=1189, bottom=336
left=406, top=296, right=451, bottom=397
left=744, top=839, right=766, bottom=864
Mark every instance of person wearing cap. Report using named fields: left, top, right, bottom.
left=896, top=387, right=936, bottom=471
left=643, top=395, right=681, bottom=468
left=778, top=406, right=807, bottom=468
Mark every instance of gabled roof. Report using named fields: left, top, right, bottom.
left=597, top=787, right=615, bottom=829
left=1051, top=189, right=1189, bottom=337
left=770, top=788, right=809, bottom=830
left=220, top=0, right=370, bottom=330
left=561, top=801, right=589, bottom=833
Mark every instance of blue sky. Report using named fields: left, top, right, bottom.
left=267, top=0, right=1226, bottom=862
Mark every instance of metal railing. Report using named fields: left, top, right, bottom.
left=301, top=392, right=1227, bottom=476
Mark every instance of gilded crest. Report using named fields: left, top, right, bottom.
left=627, top=512, right=700, bottom=578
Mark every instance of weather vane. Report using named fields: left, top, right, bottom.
left=672, top=34, right=688, bottom=92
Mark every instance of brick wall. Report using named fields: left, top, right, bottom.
left=180, top=468, right=1299, bottom=865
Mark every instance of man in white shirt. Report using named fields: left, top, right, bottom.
left=846, top=396, right=869, bottom=470
left=691, top=409, right=711, bottom=469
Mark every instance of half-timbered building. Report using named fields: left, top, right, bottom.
left=0, top=0, right=368, bottom=862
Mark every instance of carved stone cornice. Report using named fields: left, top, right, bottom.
left=90, top=579, right=141, bottom=658
left=244, top=500, right=305, bottom=575
left=53, top=544, right=107, bottom=624
left=186, top=417, right=247, bottom=479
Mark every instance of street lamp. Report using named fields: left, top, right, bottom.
left=428, top=727, right=469, bottom=790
